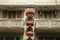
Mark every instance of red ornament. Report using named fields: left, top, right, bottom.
left=26, top=21, right=34, bottom=26
left=26, top=10, right=35, bottom=17
left=26, top=31, right=34, bottom=37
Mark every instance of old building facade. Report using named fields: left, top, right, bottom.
left=0, top=0, right=60, bottom=40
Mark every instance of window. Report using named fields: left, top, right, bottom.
left=37, top=11, right=56, bottom=19
left=17, top=11, right=23, bottom=18
left=3, top=10, right=7, bottom=18
left=8, top=11, right=16, bottom=19
left=3, top=10, right=23, bottom=19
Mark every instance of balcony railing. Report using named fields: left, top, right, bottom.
left=0, top=18, right=60, bottom=28
left=0, top=19, right=24, bottom=28
left=35, top=19, right=60, bottom=28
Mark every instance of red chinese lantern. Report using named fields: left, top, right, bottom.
left=26, top=21, right=34, bottom=27
left=26, top=10, right=35, bottom=17
left=26, top=31, right=34, bottom=37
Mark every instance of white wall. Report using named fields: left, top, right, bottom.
left=0, top=0, right=59, bottom=5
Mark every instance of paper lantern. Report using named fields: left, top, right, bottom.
left=26, top=10, right=35, bottom=17
left=26, top=31, right=34, bottom=37
left=26, top=21, right=34, bottom=26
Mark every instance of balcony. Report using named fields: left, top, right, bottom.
left=0, top=18, right=24, bottom=28
left=35, top=18, right=60, bottom=28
